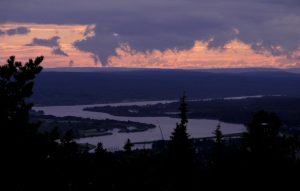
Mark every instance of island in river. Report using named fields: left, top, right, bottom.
left=30, top=111, right=156, bottom=138
left=33, top=100, right=246, bottom=149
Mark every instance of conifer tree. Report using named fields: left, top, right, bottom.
left=95, top=142, right=107, bottom=156
left=95, top=142, right=104, bottom=153
left=168, top=93, right=195, bottom=165
left=0, top=56, right=44, bottom=156
left=60, top=129, right=78, bottom=156
left=61, top=129, right=74, bottom=145
left=0, top=56, right=44, bottom=189
left=243, top=110, right=281, bottom=157
left=241, top=110, right=291, bottom=182
left=0, top=56, right=43, bottom=139
left=124, top=138, right=133, bottom=153
left=211, top=124, right=224, bottom=170
left=167, top=93, right=195, bottom=189
left=214, top=124, right=224, bottom=155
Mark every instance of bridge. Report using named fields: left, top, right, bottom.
left=132, top=132, right=244, bottom=148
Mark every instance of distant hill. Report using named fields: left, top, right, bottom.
left=43, top=67, right=300, bottom=74
left=32, top=69, right=300, bottom=106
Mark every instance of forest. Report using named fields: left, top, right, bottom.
left=32, top=69, right=300, bottom=106
left=84, top=96, right=300, bottom=127
left=1, top=56, right=300, bottom=190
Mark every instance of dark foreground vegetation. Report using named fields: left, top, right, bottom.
left=1, top=57, right=300, bottom=190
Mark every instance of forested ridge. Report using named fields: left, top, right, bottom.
left=33, top=69, right=300, bottom=106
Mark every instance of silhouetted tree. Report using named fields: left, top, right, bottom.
left=49, top=126, right=60, bottom=141
left=243, top=110, right=281, bottom=157
left=242, top=111, right=297, bottom=180
left=95, top=142, right=107, bottom=155
left=61, top=129, right=74, bottom=144
left=168, top=93, right=195, bottom=163
left=46, top=126, right=60, bottom=158
left=60, top=129, right=78, bottom=157
left=0, top=56, right=44, bottom=189
left=124, top=138, right=133, bottom=153
left=0, top=56, right=43, bottom=128
left=212, top=124, right=224, bottom=164
left=210, top=123, right=226, bottom=178
left=214, top=124, right=223, bottom=149
left=240, top=110, right=300, bottom=184
left=167, top=93, right=195, bottom=189
left=1, top=56, right=43, bottom=146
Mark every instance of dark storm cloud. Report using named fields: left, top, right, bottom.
left=27, top=36, right=69, bottom=56
left=0, top=26, right=30, bottom=36
left=27, top=36, right=60, bottom=47
left=74, top=32, right=120, bottom=63
left=90, top=54, right=100, bottom=66
left=1, top=0, right=300, bottom=64
left=52, top=47, right=68, bottom=57
left=6, top=27, right=30, bottom=35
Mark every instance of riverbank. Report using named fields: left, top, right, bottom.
left=34, top=100, right=245, bottom=149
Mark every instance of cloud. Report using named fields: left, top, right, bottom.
left=27, top=36, right=69, bottom=57
left=27, top=36, right=60, bottom=47
left=83, top=24, right=96, bottom=38
left=0, top=23, right=101, bottom=67
left=52, top=47, right=68, bottom=56
left=90, top=54, right=100, bottom=66
left=0, top=26, right=30, bottom=36
left=6, top=27, right=30, bottom=35
left=1, top=0, right=300, bottom=68
left=107, top=39, right=300, bottom=69
left=113, top=32, right=119, bottom=37
left=232, top=28, right=240, bottom=35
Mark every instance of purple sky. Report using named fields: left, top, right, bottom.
left=1, top=0, right=300, bottom=68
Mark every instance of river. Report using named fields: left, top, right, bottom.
left=34, top=99, right=247, bottom=150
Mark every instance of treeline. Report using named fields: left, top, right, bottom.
left=1, top=57, right=300, bottom=190
left=85, top=96, right=300, bottom=127
left=33, top=68, right=300, bottom=106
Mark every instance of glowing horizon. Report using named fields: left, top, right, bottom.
left=1, top=23, right=300, bottom=69
left=0, top=23, right=101, bottom=68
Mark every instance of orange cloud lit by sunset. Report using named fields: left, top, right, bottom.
left=108, top=39, right=300, bottom=69
left=1, top=23, right=300, bottom=69
left=0, top=23, right=100, bottom=67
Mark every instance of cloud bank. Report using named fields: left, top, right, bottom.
left=108, top=39, right=300, bottom=69
left=0, top=23, right=100, bottom=67
left=1, top=0, right=300, bottom=68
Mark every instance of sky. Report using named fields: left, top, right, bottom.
left=0, top=0, right=300, bottom=69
